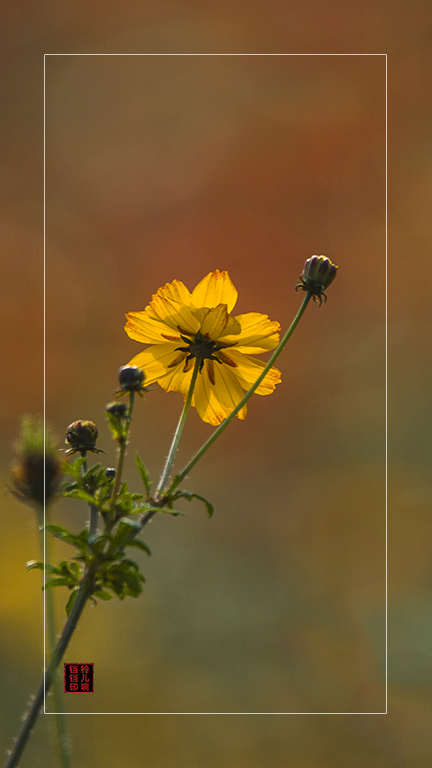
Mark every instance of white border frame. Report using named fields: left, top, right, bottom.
left=44, top=52, right=387, bottom=716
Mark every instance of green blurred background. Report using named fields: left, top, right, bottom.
left=0, top=1, right=427, bottom=766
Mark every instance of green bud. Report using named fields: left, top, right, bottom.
left=296, top=255, right=338, bottom=306
left=106, top=402, right=128, bottom=419
left=65, top=420, right=101, bottom=456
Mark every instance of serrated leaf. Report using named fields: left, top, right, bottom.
left=61, top=456, right=86, bottom=478
left=125, top=540, right=151, bottom=556
left=136, top=453, right=152, bottom=499
left=62, top=489, right=99, bottom=506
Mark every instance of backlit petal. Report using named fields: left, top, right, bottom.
left=194, top=361, right=247, bottom=425
left=225, top=349, right=281, bottom=395
left=125, top=308, right=181, bottom=344
left=155, top=279, right=191, bottom=306
left=127, top=343, right=184, bottom=385
left=191, top=270, right=238, bottom=313
left=198, top=304, right=229, bottom=339
left=150, top=294, right=200, bottom=335
left=219, top=312, right=280, bottom=353
left=157, top=361, right=195, bottom=398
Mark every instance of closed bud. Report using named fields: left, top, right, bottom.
left=114, top=365, right=150, bottom=398
left=296, top=255, right=338, bottom=306
left=65, top=420, right=102, bottom=456
left=10, top=416, right=62, bottom=507
left=119, top=365, right=145, bottom=391
left=105, top=468, right=116, bottom=480
left=106, top=402, right=128, bottom=419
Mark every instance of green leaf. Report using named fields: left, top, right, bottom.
left=44, top=524, right=88, bottom=549
left=62, top=489, right=99, bottom=506
left=124, top=540, right=151, bottom=556
left=176, top=490, right=214, bottom=518
left=93, top=588, right=114, bottom=601
left=43, top=578, right=71, bottom=590
left=61, top=456, right=86, bottom=478
left=113, top=519, right=141, bottom=547
left=69, top=562, right=82, bottom=579
left=66, top=588, right=80, bottom=616
left=136, top=453, right=152, bottom=499
left=158, top=507, right=187, bottom=517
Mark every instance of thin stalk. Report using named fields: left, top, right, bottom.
left=168, top=292, right=312, bottom=495
left=156, top=356, right=201, bottom=495
left=39, top=507, right=72, bottom=768
left=80, top=455, right=99, bottom=537
left=109, top=391, right=135, bottom=519
left=5, top=576, right=92, bottom=768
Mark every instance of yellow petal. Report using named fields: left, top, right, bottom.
left=194, top=360, right=247, bottom=425
left=127, top=343, right=184, bottom=385
left=155, top=279, right=191, bottom=306
left=150, top=294, right=200, bottom=335
left=157, top=360, right=195, bottom=398
left=125, top=308, right=182, bottom=344
left=191, top=270, right=238, bottom=313
left=219, top=312, right=280, bottom=353
left=224, top=350, right=281, bottom=395
left=198, top=303, right=230, bottom=339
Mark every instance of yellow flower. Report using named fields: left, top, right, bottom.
left=124, top=270, right=281, bottom=426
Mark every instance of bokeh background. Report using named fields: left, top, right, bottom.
left=0, top=2, right=428, bottom=766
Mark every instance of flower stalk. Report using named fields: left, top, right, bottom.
left=108, top=391, right=135, bottom=522
left=156, top=356, right=201, bottom=495
left=168, top=291, right=313, bottom=495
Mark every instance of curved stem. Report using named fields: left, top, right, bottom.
left=39, top=507, right=72, bottom=768
left=5, top=576, right=92, bottom=768
left=156, top=356, right=201, bottom=496
left=168, top=292, right=312, bottom=495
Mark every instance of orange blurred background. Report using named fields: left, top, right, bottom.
left=0, top=3, right=428, bottom=767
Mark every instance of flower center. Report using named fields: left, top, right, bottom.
left=176, top=331, right=223, bottom=373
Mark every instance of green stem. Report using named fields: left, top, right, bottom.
left=5, top=575, right=92, bottom=768
left=168, top=292, right=313, bottom=495
left=80, top=454, right=99, bottom=537
left=109, top=391, right=135, bottom=520
left=39, top=508, right=72, bottom=768
left=156, top=356, right=201, bottom=496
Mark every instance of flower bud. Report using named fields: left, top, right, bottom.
left=296, top=255, right=338, bottom=306
left=10, top=416, right=62, bottom=507
left=106, top=402, right=128, bottom=419
left=105, top=468, right=116, bottom=480
left=119, top=365, right=145, bottom=391
left=65, top=420, right=101, bottom=456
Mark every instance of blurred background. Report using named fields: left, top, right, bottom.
left=0, top=1, right=428, bottom=766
